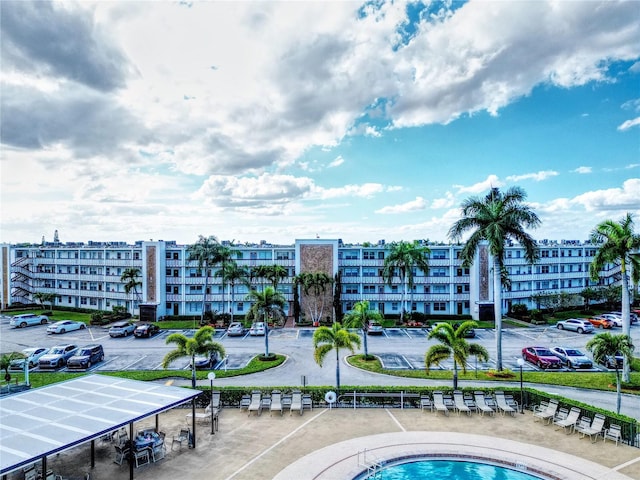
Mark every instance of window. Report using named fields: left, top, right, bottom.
left=166, top=286, right=172, bottom=293
left=173, top=252, right=179, bottom=260
left=237, top=302, right=244, bottom=312
left=343, top=267, right=358, bottom=277
left=432, top=250, right=446, bottom=259
left=173, top=286, right=179, bottom=294
left=166, top=269, right=172, bottom=276
left=363, top=251, right=375, bottom=260
left=541, top=266, right=549, bottom=274
left=433, top=285, right=447, bottom=293
left=552, top=250, right=559, bottom=258
left=276, top=251, right=290, bottom=260
left=433, top=302, right=446, bottom=312
left=431, top=268, right=447, bottom=277
left=411, top=302, right=417, bottom=311
left=189, top=285, right=203, bottom=293
left=363, top=285, right=376, bottom=294
left=391, top=286, right=398, bottom=293
left=362, top=268, right=376, bottom=277
left=345, top=285, right=358, bottom=294
left=541, top=250, right=549, bottom=258
left=80, top=297, right=88, bottom=305
left=391, top=302, right=398, bottom=311
left=344, top=250, right=359, bottom=260
left=456, top=285, right=463, bottom=294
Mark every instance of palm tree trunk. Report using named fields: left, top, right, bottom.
left=621, top=272, right=631, bottom=382
left=264, top=312, right=270, bottom=357
left=615, top=371, right=621, bottom=414
left=493, top=259, right=503, bottom=371
left=363, top=327, right=369, bottom=358
left=201, top=268, right=209, bottom=325
left=335, top=347, right=340, bottom=390
left=230, top=283, right=235, bottom=323
left=453, top=360, right=458, bottom=390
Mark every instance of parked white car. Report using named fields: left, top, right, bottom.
left=46, top=320, right=86, bottom=334
left=10, top=314, right=49, bottom=328
left=249, top=322, right=266, bottom=336
left=550, top=346, right=593, bottom=369
left=9, top=347, right=49, bottom=370
left=597, top=313, right=622, bottom=327
left=555, top=318, right=594, bottom=334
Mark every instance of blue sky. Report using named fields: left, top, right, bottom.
left=1, top=0, right=639, bottom=245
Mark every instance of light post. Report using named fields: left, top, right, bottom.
left=207, top=372, right=216, bottom=435
left=516, top=358, right=525, bottom=414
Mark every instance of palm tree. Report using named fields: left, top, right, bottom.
left=448, top=187, right=540, bottom=371
left=120, top=267, right=142, bottom=317
left=297, top=272, right=334, bottom=325
left=586, top=333, right=634, bottom=414
left=425, top=321, right=489, bottom=389
left=0, top=352, right=23, bottom=383
left=342, top=300, right=383, bottom=359
left=589, top=213, right=640, bottom=382
left=263, top=264, right=288, bottom=290
left=162, top=326, right=226, bottom=388
left=33, top=291, right=56, bottom=313
left=250, top=265, right=271, bottom=291
left=217, top=262, right=250, bottom=324
left=245, top=286, right=286, bottom=357
left=382, top=240, right=430, bottom=324
left=313, top=322, right=361, bottom=390
left=216, top=245, right=235, bottom=318
left=187, top=235, right=225, bottom=325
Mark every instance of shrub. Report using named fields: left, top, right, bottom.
left=511, top=304, right=528, bottom=315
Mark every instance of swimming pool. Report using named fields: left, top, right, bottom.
left=355, top=457, right=545, bottom=480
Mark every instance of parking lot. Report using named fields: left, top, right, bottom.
left=1, top=315, right=638, bottom=376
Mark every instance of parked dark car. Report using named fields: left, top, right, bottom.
left=601, top=353, right=624, bottom=369
left=191, top=352, right=221, bottom=370
left=521, top=346, right=563, bottom=369
left=67, top=344, right=104, bottom=370
left=134, top=323, right=160, bottom=338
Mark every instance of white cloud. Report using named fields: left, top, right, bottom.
left=328, top=156, right=345, bottom=168
left=431, top=191, right=456, bottom=209
left=506, top=170, right=559, bottom=182
left=571, top=178, right=640, bottom=212
left=317, top=183, right=389, bottom=200
left=375, top=196, right=427, bottom=214
left=455, top=175, right=503, bottom=194
left=573, top=166, right=592, bottom=174
left=618, top=117, right=640, bottom=131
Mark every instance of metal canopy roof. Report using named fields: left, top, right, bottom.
left=0, top=374, right=200, bottom=475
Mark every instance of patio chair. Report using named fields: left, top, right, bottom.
left=432, top=391, right=449, bottom=416
left=553, top=406, right=581, bottom=433
left=302, top=393, right=313, bottom=412
left=134, top=448, right=151, bottom=468
left=171, top=428, right=190, bottom=451
left=494, top=391, right=516, bottom=416
left=114, top=444, right=130, bottom=465
left=261, top=394, right=272, bottom=412
left=282, top=393, right=292, bottom=411
left=453, top=390, right=471, bottom=416
left=239, top=394, right=251, bottom=411
left=575, top=414, right=605, bottom=442
left=505, top=394, right=519, bottom=412
left=533, top=398, right=558, bottom=424
left=420, top=394, right=433, bottom=413
left=290, top=391, right=303, bottom=416
left=473, top=391, right=495, bottom=417
left=248, top=391, right=263, bottom=416
left=186, top=403, right=215, bottom=424
left=603, top=424, right=622, bottom=445
left=463, top=392, right=477, bottom=413
left=211, top=391, right=221, bottom=410
left=152, top=432, right=167, bottom=461
left=270, top=390, right=283, bottom=416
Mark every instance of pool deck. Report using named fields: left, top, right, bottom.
left=33, top=406, right=640, bottom=480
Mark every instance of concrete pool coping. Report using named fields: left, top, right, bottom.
left=273, top=430, right=635, bottom=479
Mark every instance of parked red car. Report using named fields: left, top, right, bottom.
left=521, top=346, right=563, bottom=369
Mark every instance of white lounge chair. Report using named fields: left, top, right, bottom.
left=186, top=403, right=215, bottom=424
left=473, top=391, right=495, bottom=416
left=453, top=390, right=471, bottom=416
left=248, top=391, right=263, bottom=416
left=432, top=391, right=449, bottom=416
left=270, top=390, right=283, bottom=416
left=420, top=394, right=433, bottom=413
left=553, top=406, right=581, bottom=433
left=575, top=414, right=605, bottom=443
left=494, top=391, right=516, bottom=416
left=533, top=398, right=558, bottom=424
left=290, top=391, right=303, bottom=416
left=603, top=424, right=622, bottom=445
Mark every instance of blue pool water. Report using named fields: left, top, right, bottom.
left=360, top=459, right=545, bottom=479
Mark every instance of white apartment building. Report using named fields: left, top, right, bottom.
left=0, top=237, right=623, bottom=322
